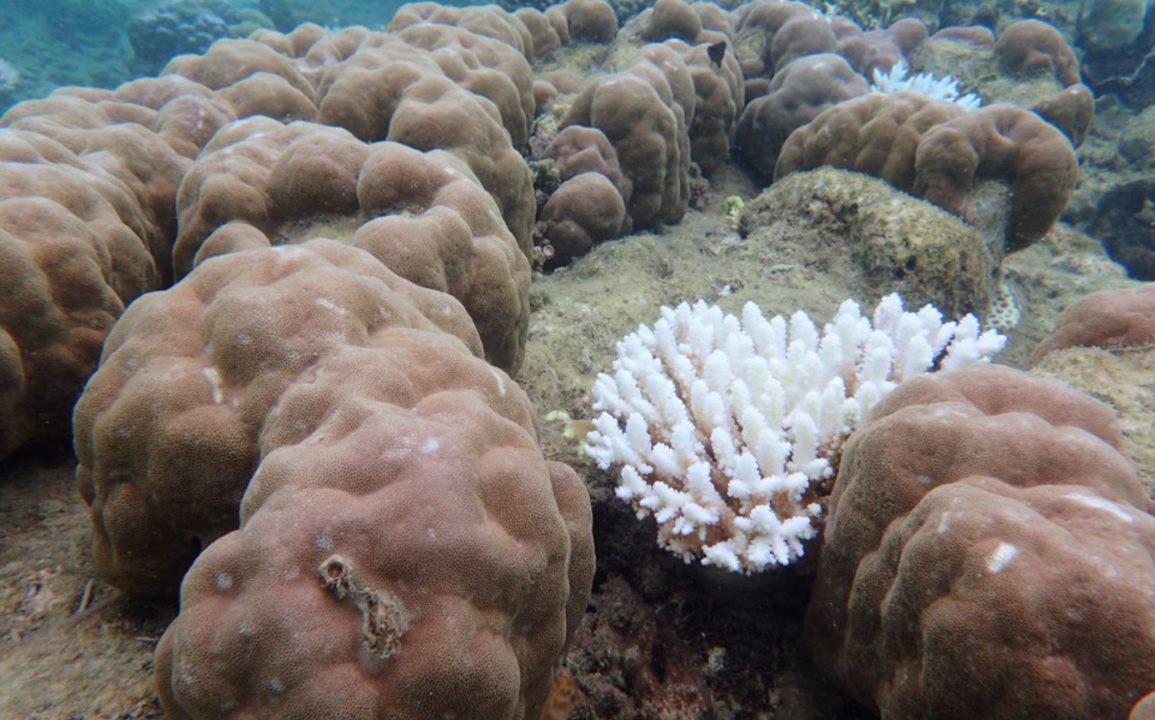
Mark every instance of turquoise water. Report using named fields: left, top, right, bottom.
left=0, top=0, right=493, bottom=111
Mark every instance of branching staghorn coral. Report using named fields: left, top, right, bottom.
left=586, top=294, right=1005, bottom=574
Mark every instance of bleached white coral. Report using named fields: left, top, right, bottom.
left=585, top=294, right=1005, bottom=574
left=870, top=61, right=982, bottom=111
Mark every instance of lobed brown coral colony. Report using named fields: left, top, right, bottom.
left=1, top=0, right=1151, bottom=717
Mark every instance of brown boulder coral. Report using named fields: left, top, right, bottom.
left=313, top=41, right=535, bottom=250
left=539, top=172, right=627, bottom=265
left=995, top=19, right=1082, bottom=87
left=736, top=52, right=868, bottom=179
left=775, top=92, right=964, bottom=192
left=1, top=76, right=236, bottom=278
left=173, top=118, right=529, bottom=372
left=74, top=240, right=487, bottom=595
left=163, top=37, right=319, bottom=121
left=914, top=104, right=1079, bottom=251
left=807, top=364, right=1155, bottom=720
left=1034, top=283, right=1155, bottom=358
left=0, top=130, right=159, bottom=459
left=777, top=93, right=1078, bottom=251
left=546, top=0, right=619, bottom=44
left=116, top=239, right=594, bottom=719
left=563, top=43, right=695, bottom=229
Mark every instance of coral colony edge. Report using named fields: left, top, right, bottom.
left=0, top=0, right=1153, bottom=718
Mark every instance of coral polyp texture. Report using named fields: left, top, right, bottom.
left=74, top=240, right=486, bottom=595
left=585, top=294, right=1005, bottom=573
left=68, top=234, right=596, bottom=717
left=172, top=118, right=531, bottom=372
left=807, top=365, right=1155, bottom=719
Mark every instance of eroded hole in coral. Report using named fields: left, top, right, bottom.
left=318, top=554, right=410, bottom=662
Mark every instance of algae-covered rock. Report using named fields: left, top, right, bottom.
left=742, top=167, right=999, bottom=319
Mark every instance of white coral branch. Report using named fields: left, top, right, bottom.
left=586, top=294, right=1005, bottom=574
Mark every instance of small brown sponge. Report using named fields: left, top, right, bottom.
left=807, top=364, right=1155, bottom=720
left=145, top=241, right=594, bottom=719
left=74, top=240, right=485, bottom=595
left=173, top=119, right=530, bottom=372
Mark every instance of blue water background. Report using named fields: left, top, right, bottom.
left=0, top=0, right=495, bottom=113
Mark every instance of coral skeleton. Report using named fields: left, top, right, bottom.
left=870, top=61, right=982, bottom=111
left=586, top=294, right=1005, bottom=574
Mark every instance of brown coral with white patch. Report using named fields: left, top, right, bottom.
left=141, top=239, right=594, bottom=719
left=807, top=364, right=1155, bottom=720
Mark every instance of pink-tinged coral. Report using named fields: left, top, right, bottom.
left=173, top=118, right=529, bottom=372
left=137, top=240, right=593, bottom=719
left=74, top=240, right=486, bottom=595
left=1034, top=284, right=1155, bottom=358
left=994, top=19, right=1081, bottom=87
left=807, top=364, right=1155, bottom=720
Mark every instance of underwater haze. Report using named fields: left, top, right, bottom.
left=0, top=0, right=494, bottom=110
